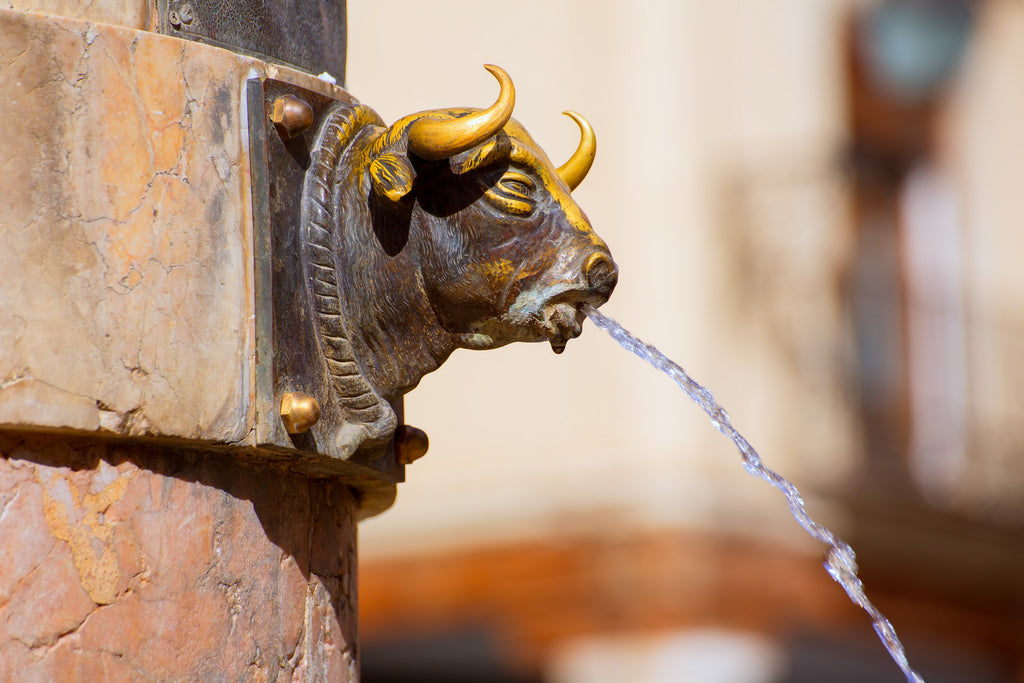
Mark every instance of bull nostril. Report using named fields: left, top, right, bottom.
left=583, top=252, right=618, bottom=299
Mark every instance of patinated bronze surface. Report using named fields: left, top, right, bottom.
left=157, top=0, right=346, bottom=80
left=250, top=66, right=617, bottom=475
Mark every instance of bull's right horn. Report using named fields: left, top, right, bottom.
left=406, top=64, right=515, bottom=161
left=556, top=111, right=596, bottom=191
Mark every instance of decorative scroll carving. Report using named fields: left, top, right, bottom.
left=302, top=104, right=398, bottom=456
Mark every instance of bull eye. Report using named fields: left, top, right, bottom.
left=484, top=171, right=535, bottom=216
left=498, top=173, right=533, bottom=197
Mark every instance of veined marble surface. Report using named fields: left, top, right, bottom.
left=3, top=0, right=153, bottom=31
left=0, top=432, right=359, bottom=680
left=0, top=10, right=345, bottom=446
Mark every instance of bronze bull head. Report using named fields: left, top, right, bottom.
left=299, top=65, right=616, bottom=456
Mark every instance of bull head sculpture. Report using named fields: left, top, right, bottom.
left=299, top=65, right=617, bottom=458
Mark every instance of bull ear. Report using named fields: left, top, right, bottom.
left=369, top=152, right=415, bottom=203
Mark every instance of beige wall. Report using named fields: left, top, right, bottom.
left=349, top=0, right=861, bottom=556
left=947, top=0, right=1024, bottom=514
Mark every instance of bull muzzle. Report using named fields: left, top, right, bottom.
left=583, top=252, right=618, bottom=302
left=543, top=249, right=617, bottom=355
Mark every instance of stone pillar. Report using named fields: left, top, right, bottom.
left=0, top=5, right=385, bottom=680
left=0, top=434, right=357, bottom=680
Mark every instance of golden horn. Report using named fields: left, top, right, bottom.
left=406, top=65, right=515, bottom=161
left=556, top=111, right=596, bottom=191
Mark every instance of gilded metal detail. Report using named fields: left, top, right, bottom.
left=405, top=65, right=515, bottom=161
left=557, top=111, right=597, bottom=190
left=280, top=392, right=321, bottom=434
left=271, top=95, right=315, bottom=141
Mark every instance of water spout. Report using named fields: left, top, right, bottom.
left=582, top=303, right=926, bottom=683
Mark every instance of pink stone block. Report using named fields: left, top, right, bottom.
left=0, top=435, right=358, bottom=680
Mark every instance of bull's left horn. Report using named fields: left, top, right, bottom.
left=556, top=111, right=596, bottom=191
left=406, top=64, right=515, bottom=161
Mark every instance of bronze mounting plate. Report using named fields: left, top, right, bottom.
left=157, top=0, right=347, bottom=82
left=247, top=77, right=404, bottom=490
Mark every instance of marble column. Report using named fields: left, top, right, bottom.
left=0, top=9, right=376, bottom=680
left=0, top=433, right=358, bottom=680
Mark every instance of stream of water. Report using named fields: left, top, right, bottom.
left=581, top=303, right=926, bottom=683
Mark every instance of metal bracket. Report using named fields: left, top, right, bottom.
left=247, top=78, right=404, bottom=495
left=157, top=0, right=347, bottom=81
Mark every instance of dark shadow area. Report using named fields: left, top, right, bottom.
left=362, top=627, right=541, bottom=683
left=412, top=155, right=503, bottom=218
left=369, top=191, right=414, bottom=256
left=284, top=133, right=312, bottom=170
left=783, top=629, right=1013, bottom=683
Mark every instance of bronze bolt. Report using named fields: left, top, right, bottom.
left=394, top=425, right=429, bottom=465
left=280, top=392, right=321, bottom=434
left=271, top=95, right=314, bottom=141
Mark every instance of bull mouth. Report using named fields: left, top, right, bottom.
left=505, top=253, right=617, bottom=353
left=464, top=283, right=608, bottom=354
left=544, top=301, right=586, bottom=354
left=514, top=285, right=605, bottom=354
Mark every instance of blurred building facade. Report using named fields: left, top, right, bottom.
left=348, top=1, right=1024, bottom=681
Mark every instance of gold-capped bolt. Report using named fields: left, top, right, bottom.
left=280, top=392, right=321, bottom=434
left=270, top=95, right=314, bottom=141
left=394, top=425, right=429, bottom=465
